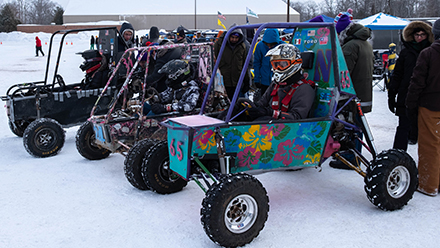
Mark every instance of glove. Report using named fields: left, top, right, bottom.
left=151, top=104, right=167, bottom=114
left=387, top=91, right=396, bottom=114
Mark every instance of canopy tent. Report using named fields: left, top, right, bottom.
left=357, top=12, right=410, bottom=30
left=283, top=14, right=335, bottom=33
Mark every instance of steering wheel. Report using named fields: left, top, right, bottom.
left=55, top=74, right=66, bottom=90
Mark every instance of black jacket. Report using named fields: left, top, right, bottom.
left=389, top=21, right=433, bottom=116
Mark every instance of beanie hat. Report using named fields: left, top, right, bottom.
left=433, top=19, right=440, bottom=40
left=336, top=14, right=352, bottom=34
left=176, top=26, right=186, bottom=38
left=309, top=15, right=324, bottom=23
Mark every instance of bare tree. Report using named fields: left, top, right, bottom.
left=28, top=0, right=56, bottom=24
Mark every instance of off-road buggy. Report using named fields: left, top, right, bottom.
left=75, top=42, right=228, bottom=190
left=1, top=27, right=128, bottom=157
left=137, top=22, right=418, bottom=247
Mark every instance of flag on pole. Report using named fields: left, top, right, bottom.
left=246, top=7, right=258, bottom=18
left=218, top=19, right=226, bottom=29
left=217, top=11, right=226, bottom=21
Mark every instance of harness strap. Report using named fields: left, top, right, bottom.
left=270, top=78, right=315, bottom=113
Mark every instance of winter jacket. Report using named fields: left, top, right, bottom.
left=147, top=26, right=160, bottom=44
left=253, top=29, right=284, bottom=87
left=214, top=26, right=250, bottom=89
left=406, top=40, right=440, bottom=112
left=256, top=72, right=315, bottom=120
left=35, top=37, right=42, bottom=47
left=339, top=23, right=374, bottom=113
left=118, top=22, right=135, bottom=53
left=388, top=21, right=433, bottom=116
left=146, top=40, right=182, bottom=92
left=160, top=80, right=200, bottom=112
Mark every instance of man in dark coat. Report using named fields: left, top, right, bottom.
left=336, top=14, right=374, bottom=113
left=214, top=24, right=250, bottom=100
left=406, top=19, right=440, bottom=197
left=388, top=21, right=433, bottom=151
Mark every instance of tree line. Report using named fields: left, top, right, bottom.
left=0, top=0, right=63, bottom=32
left=286, top=0, right=439, bottom=21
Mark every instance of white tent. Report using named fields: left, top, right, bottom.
left=358, top=12, right=410, bottom=30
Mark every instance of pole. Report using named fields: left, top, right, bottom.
left=194, top=0, right=197, bottom=29
left=287, top=0, right=290, bottom=22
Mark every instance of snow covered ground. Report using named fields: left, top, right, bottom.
left=0, top=31, right=439, bottom=248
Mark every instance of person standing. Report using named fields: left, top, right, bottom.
left=90, top=35, right=95, bottom=50
left=214, top=24, right=250, bottom=100
left=253, top=28, right=284, bottom=94
left=330, top=14, right=374, bottom=169
left=35, top=36, right=44, bottom=56
left=175, top=26, right=188, bottom=44
left=406, top=19, right=440, bottom=197
left=388, top=21, right=433, bottom=151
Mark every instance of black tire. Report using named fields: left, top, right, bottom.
left=75, top=121, right=111, bottom=160
left=23, top=118, right=65, bottom=158
left=141, top=140, right=188, bottom=194
left=201, top=173, right=269, bottom=247
left=124, top=139, right=156, bottom=190
left=8, top=120, right=27, bottom=137
left=364, top=149, right=418, bottom=211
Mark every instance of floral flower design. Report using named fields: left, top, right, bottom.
left=224, top=130, right=241, bottom=152
left=237, top=146, right=262, bottom=169
left=316, top=27, right=330, bottom=39
left=195, top=129, right=216, bottom=151
left=304, top=153, right=321, bottom=165
left=240, top=125, right=272, bottom=151
left=274, top=139, right=305, bottom=166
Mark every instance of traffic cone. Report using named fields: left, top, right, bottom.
left=66, top=42, right=68, bottom=45
left=71, top=42, right=73, bottom=45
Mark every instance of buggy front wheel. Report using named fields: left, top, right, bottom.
left=364, top=149, right=418, bottom=211
left=23, top=118, right=65, bottom=158
left=124, top=139, right=156, bottom=190
left=76, top=121, right=111, bottom=160
left=201, top=173, right=269, bottom=247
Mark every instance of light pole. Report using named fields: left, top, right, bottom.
left=287, top=0, right=290, bottom=22
left=195, top=0, right=197, bottom=29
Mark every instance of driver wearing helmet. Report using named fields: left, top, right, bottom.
left=248, top=43, right=315, bottom=121
left=144, top=59, right=200, bottom=115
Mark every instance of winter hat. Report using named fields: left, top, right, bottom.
left=336, top=14, right=352, bottom=34
left=433, top=19, right=440, bottom=40
left=334, top=9, right=353, bottom=23
left=176, top=26, right=186, bottom=38
left=309, top=15, right=324, bottom=23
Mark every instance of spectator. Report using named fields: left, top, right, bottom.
left=166, top=32, right=175, bottom=40
left=35, top=36, right=44, bottom=56
left=135, top=35, right=139, bottom=47
left=147, top=26, right=160, bottom=44
left=116, top=22, right=136, bottom=88
left=90, top=35, right=95, bottom=50
left=175, top=26, right=188, bottom=44
left=253, top=28, right=284, bottom=93
left=405, top=19, right=440, bottom=197
left=388, top=21, right=433, bottom=151
left=118, top=22, right=135, bottom=52
left=214, top=24, right=251, bottom=100
left=330, top=14, right=374, bottom=169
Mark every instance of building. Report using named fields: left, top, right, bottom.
left=63, top=0, right=299, bottom=30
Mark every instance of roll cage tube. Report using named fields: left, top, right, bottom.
left=199, top=22, right=340, bottom=122
left=43, top=27, right=121, bottom=90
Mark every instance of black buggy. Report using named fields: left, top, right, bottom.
left=1, top=27, right=130, bottom=157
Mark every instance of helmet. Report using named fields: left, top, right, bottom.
left=77, top=50, right=102, bottom=74
left=265, top=44, right=302, bottom=83
left=158, top=59, right=191, bottom=89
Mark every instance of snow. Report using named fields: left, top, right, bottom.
left=1, top=31, right=439, bottom=248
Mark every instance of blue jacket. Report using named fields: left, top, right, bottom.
left=253, top=29, right=284, bottom=86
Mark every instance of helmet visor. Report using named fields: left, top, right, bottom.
left=271, top=58, right=302, bottom=71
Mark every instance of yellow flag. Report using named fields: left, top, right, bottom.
left=217, top=19, right=226, bottom=29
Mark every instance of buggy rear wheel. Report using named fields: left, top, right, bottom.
left=76, top=121, right=111, bottom=160
left=141, top=140, right=187, bottom=194
left=201, top=173, right=269, bottom=247
left=365, top=149, right=418, bottom=210
left=124, top=139, right=156, bottom=190
left=23, top=118, right=65, bottom=158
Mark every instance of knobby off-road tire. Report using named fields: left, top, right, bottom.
left=124, top=139, right=156, bottom=190
left=201, top=173, right=269, bottom=247
left=365, top=149, right=418, bottom=211
left=75, top=121, right=111, bottom=160
left=141, top=140, right=187, bottom=194
left=23, top=118, right=65, bottom=158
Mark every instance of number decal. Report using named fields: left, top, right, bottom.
left=340, top=70, right=351, bottom=88
left=169, top=139, right=176, bottom=156
left=94, top=126, right=105, bottom=143
left=169, top=139, right=184, bottom=161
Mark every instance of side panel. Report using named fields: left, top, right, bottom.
left=191, top=121, right=331, bottom=173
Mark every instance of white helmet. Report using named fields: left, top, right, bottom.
left=265, top=43, right=302, bottom=83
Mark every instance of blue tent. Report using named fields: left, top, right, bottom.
left=358, top=12, right=409, bottom=30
